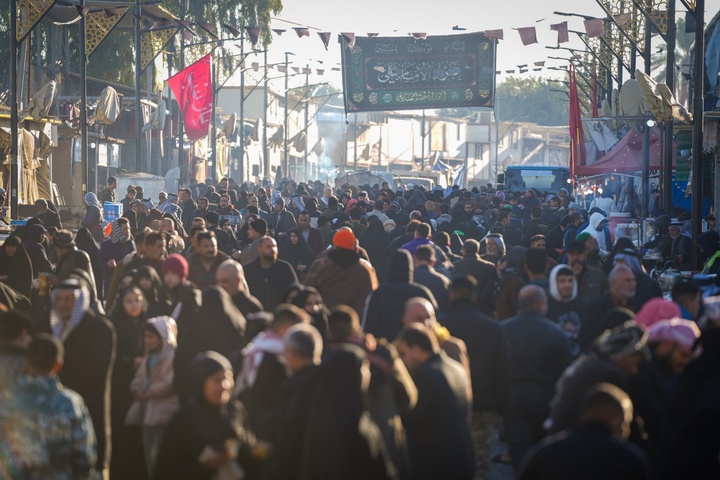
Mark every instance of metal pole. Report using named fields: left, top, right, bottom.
left=284, top=52, right=290, bottom=178
left=421, top=110, right=425, bottom=161
left=178, top=0, right=185, bottom=182
left=641, top=20, right=651, bottom=220
left=691, top=0, right=705, bottom=269
left=239, top=38, right=244, bottom=182
left=134, top=0, right=142, bottom=173
left=663, top=0, right=676, bottom=212
left=353, top=113, right=358, bottom=170
left=211, top=60, right=217, bottom=182
left=303, top=66, right=309, bottom=181
left=263, top=50, right=269, bottom=181
left=80, top=0, right=91, bottom=194
left=9, top=0, right=18, bottom=219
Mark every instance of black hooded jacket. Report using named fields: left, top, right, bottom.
left=362, top=250, right=437, bottom=341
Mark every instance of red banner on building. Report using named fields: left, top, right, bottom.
left=167, top=54, right=213, bottom=140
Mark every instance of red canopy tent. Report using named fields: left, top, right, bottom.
left=574, top=127, right=676, bottom=176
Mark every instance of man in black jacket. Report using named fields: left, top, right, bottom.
left=235, top=305, right=309, bottom=442
left=398, top=323, right=475, bottom=480
left=363, top=249, right=437, bottom=341
left=517, top=383, right=649, bottom=480
left=179, top=187, right=197, bottom=233
left=413, top=245, right=451, bottom=313
left=244, top=236, right=298, bottom=310
left=452, top=239, right=497, bottom=306
left=501, top=285, right=572, bottom=467
left=440, top=275, right=510, bottom=478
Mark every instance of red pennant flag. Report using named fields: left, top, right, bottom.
left=341, top=33, right=356, bottom=48
left=182, top=29, right=194, bottom=41
left=411, top=32, right=427, bottom=39
left=584, top=18, right=605, bottom=37
left=293, top=27, right=310, bottom=38
left=197, top=22, right=218, bottom=38
left=317, top=69, right=325, bottom=75
left=517, top=27, right=537, bottom=45
left=277, top=65, right=287, bottom=73
left=292, top=67, right=300, bottom=74
left=614, top=13, right=632, bottom=29
left=534, top=61, right=545, bottom=67
left=272, top=29, right=286, bottom=35
left=483, top=29, right=504, bottom=40
left=167, top=55, right=213, bottom=141
left=303, top=67, right=312, bottom=74
left=223, top=23, right=241, bottom=38
left=318, top=32, right=331, bottom=50
left=251, top=62, right=259, bottom=71
left=245, top=27, right=260, bottom=45
left=550, top=21, right=569, bottom=43
left=505, top=69, right=515, bottom=74
left=367, top=33, right=379, bottom=37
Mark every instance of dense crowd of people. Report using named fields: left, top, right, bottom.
left=1, top=176, right=719, bottom=479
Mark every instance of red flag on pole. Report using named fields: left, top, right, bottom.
left=517, top=27, right=537, bottom=45
left=483, top=29, right=504, bottom=40
left=550, top=21, right=569, bottom=43
left=584, top=18, right=605, bottom=37
left=318, top=32, right=331, bottom=50
left=167, top=54, right=213, bottom=141
left=293, top=27, right=310, bottom=38
left=245, top=27, right=260, bottom=45
left=341, top=33, right=356, bottom=48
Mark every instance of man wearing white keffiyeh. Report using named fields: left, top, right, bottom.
left=41, top=279, right=116, bottom=475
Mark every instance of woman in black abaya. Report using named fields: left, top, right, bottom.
left=360, top=216, right=389, bottom=267
left=155, top=352, right=261, bottom=480
left=278, top=228, right=316, bottom=280
left=0, top=235, right=33, bottom=299
left=300, top=344, right=398, bottom=480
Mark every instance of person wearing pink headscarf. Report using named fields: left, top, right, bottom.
left=634, top=298, right=682, bottom=328
left=628, top=317, right=700, bottom=445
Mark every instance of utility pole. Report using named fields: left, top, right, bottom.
left=238, top=37, right=244, bottom=181
left=283, top=52, right=294, bottom=178
left=9, top=0, right=18, bottom=219
left=303, top=65, right=309, bottom=181
left=263, top=50, right=269, bottom=181
left=134, top=0, right=142, bottom=173
left=641, top=19, right=652, bottom=220
left=178, top=0, right=186, bottom=180
left=691, top=0, right=705, bottom=270
left=80, top=0, right=90, bottom=194
left=210, top=60, right=217, bottom=181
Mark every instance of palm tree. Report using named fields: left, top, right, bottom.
left=651, top=17, right=694, bottom=106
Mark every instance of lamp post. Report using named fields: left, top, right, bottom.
left=663, top=0, right=676, bottom=211
left=80, top=0, right=91, bottom=193
left=134, top=0, right=142, bottom=174
left=691, top=0, right=705, bottom=270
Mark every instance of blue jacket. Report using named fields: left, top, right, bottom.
left=1, top=375, right=96, bottom=479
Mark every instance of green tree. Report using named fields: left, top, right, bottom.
left=495, top=76, right=569, bottom=126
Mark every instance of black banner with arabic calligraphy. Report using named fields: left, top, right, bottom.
left=341, top=32, right=496, bottom=112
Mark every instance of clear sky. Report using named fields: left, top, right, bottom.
left=244, top=0, right=720, bottom=90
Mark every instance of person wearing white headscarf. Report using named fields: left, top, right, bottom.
left=578, top=212, right=609, bottom=257
left=547, top=264, right=585, bottom=357
left=43, top=279, right=116, bottom=474
left=81, top=192, right=104, bottom=241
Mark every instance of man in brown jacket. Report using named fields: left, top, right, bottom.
left=305, top=228, right=378, bottom=318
